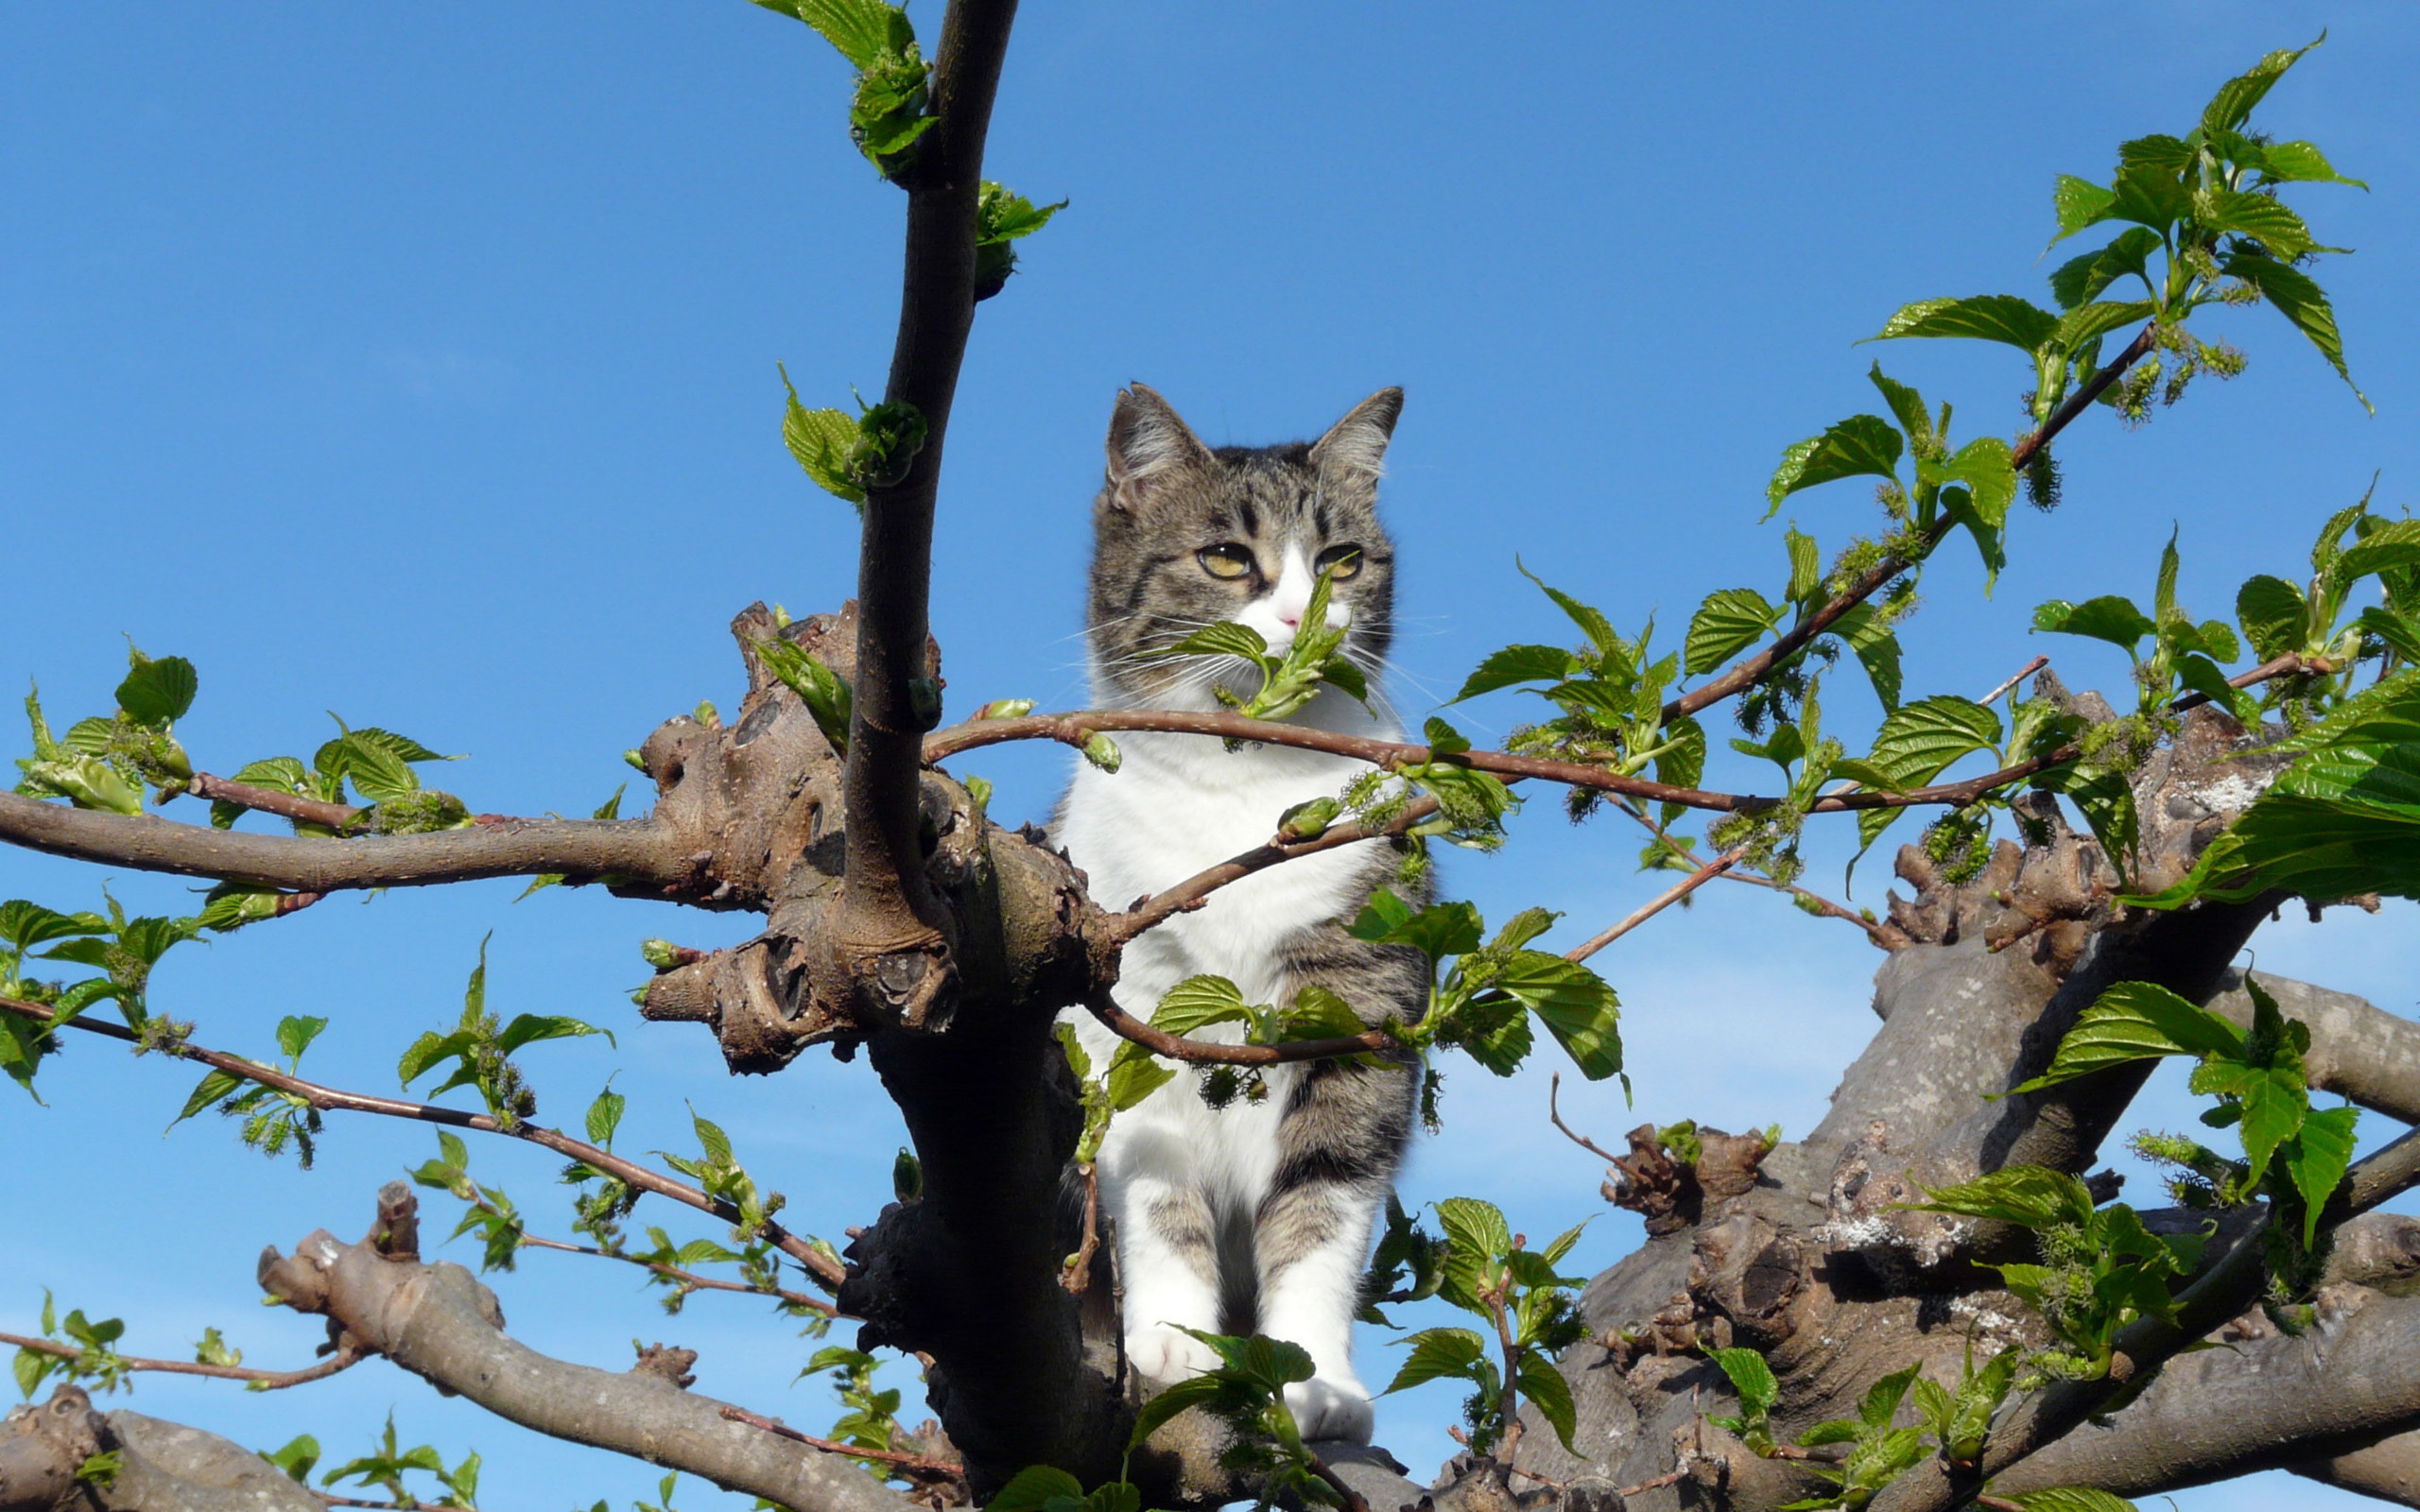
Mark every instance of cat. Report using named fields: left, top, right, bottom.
left=1055, top=384, right=1429, bottom=1445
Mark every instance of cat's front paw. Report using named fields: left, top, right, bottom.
left=1126, top=1322, right=1221, bottom=1383
left=1284, top=1373, right=1374, bottom=1445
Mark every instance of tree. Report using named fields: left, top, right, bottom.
left=5, top=6, right=2419, bottom=1512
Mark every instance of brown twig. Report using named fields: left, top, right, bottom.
left=1546, top=1073, right=1624, bottom=1164
left=0, top=995, right=850, bottom=1293
left=1060, top=1161, right=1102, bottom=1295
left=508, top=1232, right=837, bottom=1317
left=1080, top=990, right=1392, bottom=1068
left=1978, top=654, right=2052, bottom=707
left=1305, top=1450, right=1374, bottom=1512
left=1664, top=324, right=2158, bottom=724
left=0, top=1332, right=365, bottom=1390
left=717, top=1403, right=965, bottom=1482
left=1564, top=846, right=1746, bottom=964
left=182, top=772, right=363, bottom=831
left=1616, top=1469, right=1686, bottom=1497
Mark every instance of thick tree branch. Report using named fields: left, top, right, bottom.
left=0, top=789, right=683, bottom=893
left=0, top=1387, right=326, bottom=1512
left=1989, top=1287, right=2420, bottom=1503
left=256, top=1187, right=911, bottom=1512
left=840, top=0, right=1020, bottom=965
left=2204, top=971, right=2420, bottom=1125
left=5, top=996, right=849, bottom=1296
left=2296, top=1431, right=2420, bottom=1508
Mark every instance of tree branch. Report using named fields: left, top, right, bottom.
left=3, top=995, right=849, bottom=1296
left=0, top=1386, right=327, bottom=1512
left=1991, top=1286, right=2420, bottom=1503
left=1662, top=323, right=2158, bottom=723
left=1079, top=990, right=1392, bottom=1068
left=1564, top=847, right=1744, bottom=964
left=840, top=0, right=1020, bottom=962
left=0, top=1332, right=363, bottom=1392
left=0, top=789, right=683, bottom=893
left=256, top=1187, right=912, bottom=1512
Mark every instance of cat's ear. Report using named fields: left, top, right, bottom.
left=1104, top=384, right=1212, bottom=509
left=1308, top=387, right=1404, bottom=484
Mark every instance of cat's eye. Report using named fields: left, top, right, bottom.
left=1315, top=543, right=1365, bottom=581
left=1198, top=543, right=1255, bottom=580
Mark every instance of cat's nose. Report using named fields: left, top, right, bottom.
left=1278, top=610, right=1302, bottom=628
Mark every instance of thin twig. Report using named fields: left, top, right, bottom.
left=1305, top=1450, right=1374, bottom=1512
left=0, top=995, right=850, bottom=1292
left=717, top=1404, right=965, bottom=1481
left=1547, top=1073, right=1624, bottom=1164
left=1060, top=1162, right=1102, bottom=1295
left=0, top=1332, right=364, bottom=1390
left=1564, top=846, right=1745, bottom=964
left=1616, top=1469, right=1685, bottom=1497
left=181, top=772, right=363, bottom=831
left=510, top=1232, right=836, bottom=1316
left=1978, top=654, right=2051, bottom=708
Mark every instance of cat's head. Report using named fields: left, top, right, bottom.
left=1086, top=384, right=1403, bottom=712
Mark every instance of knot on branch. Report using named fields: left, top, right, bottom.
left=631, top=1342, right=700, bottom=1389
left=372, top=1178, right=420, bottom=1261
left=1603, top=1124, right=1775, bottom=1236
left=627, top=604, right=1102, bottom=1074
left=1885, top=682, right=2291, bottom=971
left=0, top=1385, right=104, bottom=1507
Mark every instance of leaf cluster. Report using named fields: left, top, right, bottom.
left=10, top=1291, right=129, bottom=1400
left=13, top=647, right=198, bottom=815
left=397, top=939, right=610, bottom=1130
left=780, top=369, right=929, bottom=512
left=1346, top=894, right=1622, bottom=1084
left=319, top=1413, right=480, bottom=1509
left=173, top=1013, right=331, bottom=1168
left=1382, top=1196, right=1586, bottom=1455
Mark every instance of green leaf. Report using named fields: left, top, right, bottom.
left=275, top=1016, right=328, bottom=1061
left=2237, top=575, right=2309, bottom=661
left=2007, top=1490, right=2139, bottom=1512
left=2203, top=35, right=2324, bottom=136
left=1865, top=366, right=1933, bottom=455
left=2286, top=1105, right=2360, bottom=1245
left=2226, top=252, right=2367, bottom=411
left=1709, top=1346, right=1778, bottom=1418
left=1454, top=644, right=1579, bottom=701
left=1104, top=1045, right=1176, bottom=1112
left=1867, top=295, right=2057, bottom=352
left=1906, top=1166, right=2097, bottom=1229
left=2258, top=140, right=2366, bottom=189
left=1126, top=1375, right=1228, bottom=1448
left=1685, top=591, right=1783, bottom=677
left=2360, top=607, right=2420, bottom=667
left=1495, top=953, right=1621, bottom=1080
left=756, top=638, right=855, bottom=756
left=2335, top=520, right=2420, bottom=584
left=1830, top=604, right=1903, bottom=712
left=2049, top=227, right=2162, bottom=310
left=1383, top=1327, right=1489, bottom=1394
left=1151, top=975, right=1254, bottom=1036
left=1516, top=561, right=1622, bottom=667
left=2050, top=175, right=2117, bottom=243
left=495, top=1013, right=612, bottom=1056
left=1847, top=696, right=2002, bottom=792
left=171, top=1067, right=247, bottom=1127
left=782, top=380, right=868, bottom=507
left=1515, top=1349, right=1578, bottom=1452
left=987, top=1465, right=1087, bottom=1512
left=1766, top=416, right=1902, bottom=518
left=2032, top=594, right=2155, bottom=650
left=115, top=650, right=198, bottom=728
left=2208, top=191, right=2328, bottom=262
left=584, top=1086, right=625, bottom=1148
left=1784, top=526, right=1822, bottom=606
left=2009, top=980, right=2243, bottom=1094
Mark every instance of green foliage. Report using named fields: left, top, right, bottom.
left=657, top=1108, right=787, bottom=1243
left=1381, top=1196, right=1586, bottom=1454
left=406, top=1130, right=528, bottom=1274
left=1907, top=1344, right=2020, bottom=1469
left=10, top=1291, right=129, bottom=1400
left=974, top=180, right=1068, bottom=297
left=397, top=938, right=611, bottom=1131
left=756, top=635, right=856, bottom=755
left=2018, top=975, right=2358, bottom=1274
left=802, top=1346, right=915, bottom=1479
left=2132, top=667, right=2420, bottom=906
left=1774, top=1365, right=1929, bottom=1510
left=12, top=647, right=202, bottom=815
left=1124, top=1328, right=1348, bottom=1508
left=752, top=0, right=933, bottom=177
left=1704, top=1345, right=1779, bottom=1452
left=1155, top=566, right=1370, bottom=722
left=779, top=369, right=931, bottom=510
left=1345, top=894, right=1622, bottom=1083
left=172, top=1013, right=330, bottom=1168
left=1357, top=1194, right=1446, bottom=1325
left=987, top=1466, right=1142, bottom=1512
left=320, top=1413, right=480, bottom=1508
left=1056, top=1022, right=1177, bottom=1174
left=259, top=1434, right=321, bottom=1484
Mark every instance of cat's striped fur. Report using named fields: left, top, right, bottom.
left=1055, top=384, right=1426, bottom=1444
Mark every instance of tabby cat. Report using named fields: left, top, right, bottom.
left=1055, top=384, right=1427, bottom=1444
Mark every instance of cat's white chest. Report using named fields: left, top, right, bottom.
left=1058, top=730, right=1381, bottom=1007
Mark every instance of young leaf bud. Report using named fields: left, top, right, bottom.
left=1277, top=797, right=1341, bottom=841
left=977, top=698, right=1035, bottom=720
left=1081, top=732, right=1121, bottom=773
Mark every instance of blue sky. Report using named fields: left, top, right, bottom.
left=5, top=4, right=2418, bottom=1506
